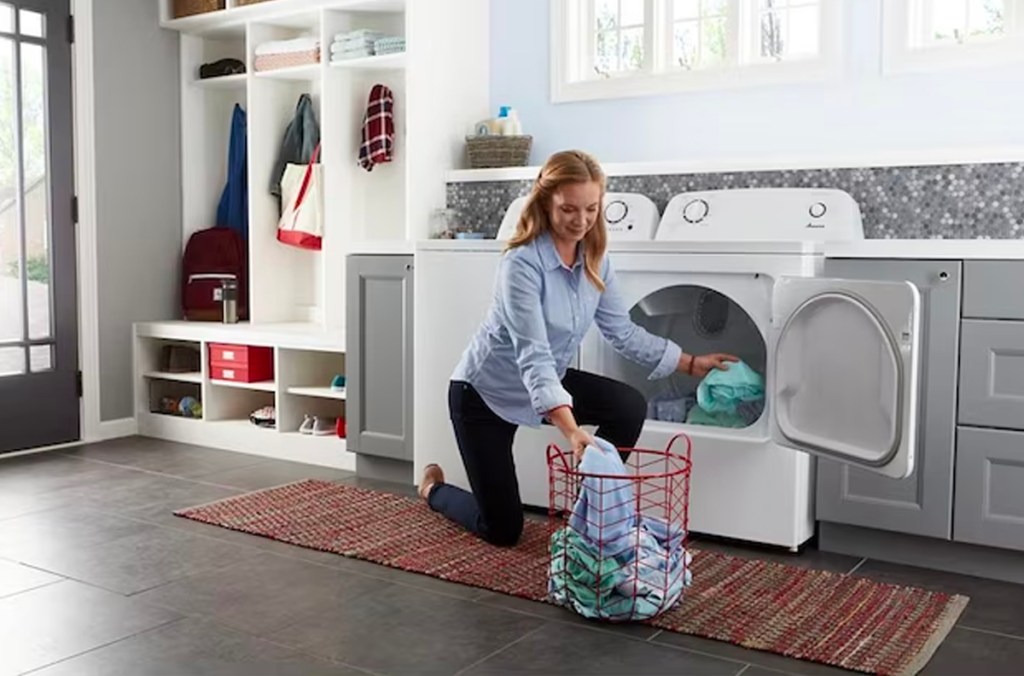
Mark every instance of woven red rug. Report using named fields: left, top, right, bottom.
left=174, top=479, right=967, bottom=675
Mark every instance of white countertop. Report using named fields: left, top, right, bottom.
left=825, top=239, right=1024, bottom=260
left=346, top=240, right=415, bottom=255
left=417, top=237, right=1024, bottom=260
left=134, top=320, right=345, bottom=351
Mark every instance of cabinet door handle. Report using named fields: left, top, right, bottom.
left=405, top=263, right=414, bottom=271
left=938, top=271, right=950, bottom=282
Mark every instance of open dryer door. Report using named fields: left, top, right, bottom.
left=770, top=277, right=922, bottom=479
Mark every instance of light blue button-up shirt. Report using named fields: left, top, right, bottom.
left=451, top=231, right=682, bottom=427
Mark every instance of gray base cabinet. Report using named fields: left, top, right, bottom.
left=816, top=259, right=962, bottom=539
left=346, top=255, right=414, bottom=461
left=954, top=426, right=1024, bottom=551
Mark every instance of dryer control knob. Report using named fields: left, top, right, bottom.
left=682, top=198, right=709, bottom=224
left=605, top=200, right=628, bottom=224
left=809, top=202, right=827, bottom=218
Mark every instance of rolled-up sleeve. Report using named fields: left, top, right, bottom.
left=593, top=259, right=682, bottom=380
left=498, top=255, right=573, bottom=415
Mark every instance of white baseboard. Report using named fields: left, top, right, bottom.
left=92, top=417, right=138, bottom=442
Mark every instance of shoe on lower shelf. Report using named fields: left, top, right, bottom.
left=299, top=414, right=314, bottom=435
left=249, top=405, right=275, bottom=429
left=312, top=416, right=336, bottom=436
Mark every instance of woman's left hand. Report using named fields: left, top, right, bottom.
left=682, top=353, right=740, bottom=379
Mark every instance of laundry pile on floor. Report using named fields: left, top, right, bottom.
left=254, top=35, right=321, bottom=72
left=548, top=437, right=692, bottom=621
left=329, top=28, right=405, bottom=63
left=648, top=360, right=765, bottom=428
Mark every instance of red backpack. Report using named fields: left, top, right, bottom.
left=182, top=227, right=248, bottom=321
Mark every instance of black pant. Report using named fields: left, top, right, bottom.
left=427, top=369, right=647, bottom=547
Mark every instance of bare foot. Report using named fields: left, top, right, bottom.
left=419, top=464, right=445, bottom=501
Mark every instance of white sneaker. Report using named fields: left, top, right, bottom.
left=299, top=415, right=314, bottom=435
left=312, top=416, right=336, bottom=436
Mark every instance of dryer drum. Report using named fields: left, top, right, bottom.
left=693, top=288, right=730, bottom=338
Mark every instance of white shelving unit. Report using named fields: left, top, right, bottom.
left=135, top=0, right=488, bottom=467
left=134, top=321, right=350, bottom=469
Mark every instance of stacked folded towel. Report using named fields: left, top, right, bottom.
left=373, top=36, right=406, bottom=55
left=330, top=29, right=405, bottom=62
left=254, top=35, right=321, bottom=71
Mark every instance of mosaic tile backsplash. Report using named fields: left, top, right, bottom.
left=445, top=162, right=1024, bottom=239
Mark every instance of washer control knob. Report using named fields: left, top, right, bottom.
left=605, top=200, right=628, bottom=224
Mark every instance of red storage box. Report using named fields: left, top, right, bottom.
left=208, top=343, right=273, bottom=383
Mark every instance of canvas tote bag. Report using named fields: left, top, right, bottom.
left=277, top=143, right=323, bottom=250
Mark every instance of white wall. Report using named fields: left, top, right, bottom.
left=491, top=0, right=1024, bottom=165
left=94, top=0, right=181, bottom=421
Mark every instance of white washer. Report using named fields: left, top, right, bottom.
left=414, top=188, right=923, bottom=551
left=496, top=192, right=660, bottom=241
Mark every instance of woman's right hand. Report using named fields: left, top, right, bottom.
left=568, top=428, right=595, bottom=464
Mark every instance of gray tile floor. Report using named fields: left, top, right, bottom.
left=1, top=436, right=1023, bottom=675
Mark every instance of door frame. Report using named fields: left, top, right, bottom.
left=71, top=0, right=124, bottom=447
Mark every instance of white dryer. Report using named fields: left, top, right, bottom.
left=570, top=187, right=922, bottom=549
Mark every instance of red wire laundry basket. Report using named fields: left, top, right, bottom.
left=546, top=434, right=693, bottom=622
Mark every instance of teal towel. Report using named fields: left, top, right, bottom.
left=696, top=360, right=764, bottom=414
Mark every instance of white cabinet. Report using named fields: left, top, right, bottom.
left=137, top=0, right=489, bottom=466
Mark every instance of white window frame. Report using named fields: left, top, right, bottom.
left=550, top=0, right=843, bottom=103
left=883, top=0, right=1024, bottom=74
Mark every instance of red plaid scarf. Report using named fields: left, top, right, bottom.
left=358, top=84, right=394, bottom=172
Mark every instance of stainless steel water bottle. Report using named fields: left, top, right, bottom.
left=221, top=279, right=238, bottom=324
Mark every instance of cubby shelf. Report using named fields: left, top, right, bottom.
left=144, top=371, right=203, bottom=384
left=133, top=324, right=349, bottom=470
left=329, top=52, right=405, bottom=70
left=145, top=0, right=488, bottom=468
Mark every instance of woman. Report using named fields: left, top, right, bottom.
left=420, top=150, right=737, bottom=547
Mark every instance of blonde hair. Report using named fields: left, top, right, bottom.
left=506, top=150, right=608, bottom=292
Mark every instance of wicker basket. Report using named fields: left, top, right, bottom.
left=172, top=0, right=224, bottom=18
left=465, top=135, right=532, bottom=169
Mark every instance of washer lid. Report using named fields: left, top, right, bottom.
left=769, top=276, right=922, bottom=479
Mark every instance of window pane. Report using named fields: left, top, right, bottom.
left=968, top=0, right=1005, bottom=37
left=0, top=346, right=24, bottom=376
left=620, top=26, right=645, bottom=70
left=18, top=9, right=42, bottom=38
left=0, top=4, right=12, bottom=33
left=930, top=0, right=967, bottom=43
left=674, top=0, right=700, bottom=20
left=786, top=6, right=819, bottom=56
left=701, top=16, right=728, bottom=65
left=673, top=20, right=699, bottom=68
left=595, top=0, right=618, bottom=31
left=21, top=43, right=49, bottom=341
left=621, top=0, right=645, bottom=27
left=29, top=343, right=50, bottom=372
left=704, top=0, right=729, bottom=16
left=595, top=29, right=618, bottom=73
left=0, top=37, right=21, bottom=344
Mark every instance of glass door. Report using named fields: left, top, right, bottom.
left=0, top=0, right=77, bottom=454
